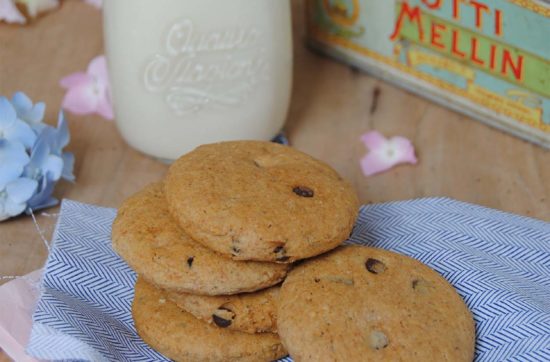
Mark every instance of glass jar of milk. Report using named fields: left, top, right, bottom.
left=103, top=0, right=293, bottom=161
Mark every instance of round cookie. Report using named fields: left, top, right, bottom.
left=165, top=141, right=359, bottom=263
left=277, top=245, right=475, bottom=362
left=112, top=183, right=289, bottom=295
left=132, top=278, right=287, bottom=362
left=166, top=285, right=279, bottom=334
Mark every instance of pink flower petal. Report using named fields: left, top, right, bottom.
left=60, top=54, right=113, bottom=120
left=360, top=131, right=418, bottom=177
left=390, top=136, right=418, bottom=164
left=83, top=0, right=101, bottom=9
left=87, top=55, right=109, bottom=84
left=96, top=97, right=114, bottom=120
left=61, top=84, right=99, bottom=115
left=360, top=130, right=386, bottom=150
left=0, top=0, right=26, bottom=24
left=361, top=153, right=395, bottom=177
left=59, top=72, right=90, bottom=89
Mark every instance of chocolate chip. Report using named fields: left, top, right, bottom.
left=231, top=246, right=240, bottom=255
left=293, top=186, right=314, bottom=197
left=186, top=257, right=194, bottom=267
left=276, top=255, right=290, bottom=262
left=212, top=307, right=235, bottom=328
left=369, top=331, right=389, bottom=350
left=273, top=244, right=287, bottom=259
left=365, top=258, right=387, bottom=274
left=314, top=278, right=320, bottom=283
left=212, top=315, right=232, bottom=328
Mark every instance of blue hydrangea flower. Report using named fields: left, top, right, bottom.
left=0, top=139, right=29, bottom=190
left=0, top=139, right=39, bottom=221
left=0, top=92, right=75, bottom=221
left=24, top=112, right=75, bottom=210
left=26, top=172, right=58, bottom=211
left=24, top=112, right=72, bottom=182
left=0, top=96, right=37, bottom=149
left=0, top=177, right=38, bottom=221
left=11, top=91, right=47, bottom=133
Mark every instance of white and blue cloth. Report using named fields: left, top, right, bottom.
left=27, top=198, right=550, bottom=361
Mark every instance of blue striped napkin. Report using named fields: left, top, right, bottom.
left=27, top=198, right=550, bottom=362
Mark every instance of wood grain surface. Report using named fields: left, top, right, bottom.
left=0, top=1, right=548, bottom=360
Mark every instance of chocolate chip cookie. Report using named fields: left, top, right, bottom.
left=132, top=278, right=287, bottom=362
left=164, top=141, right=359, bottom=262
left=166, top=285, right=279, bottom=334
left=277, top=245, right=475, bottom=362
left=112, top=183, right=289, bottom=295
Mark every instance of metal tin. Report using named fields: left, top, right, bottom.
left=306, top=0, right=550, bottom=148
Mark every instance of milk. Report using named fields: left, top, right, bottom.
left=103, top=0, right=293, bottom=160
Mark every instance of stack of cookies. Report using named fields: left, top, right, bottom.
left=113, top=141, right=475, bottom=361
left=111, top=141, right=361, bottom=361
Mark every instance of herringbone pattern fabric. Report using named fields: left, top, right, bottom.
left=27, top=198, right=549, bottom=361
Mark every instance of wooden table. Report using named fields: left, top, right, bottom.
left=0, top=1, right=548, bottom=360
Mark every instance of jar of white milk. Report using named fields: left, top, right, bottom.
left=103, top=0, right=293, bottom=161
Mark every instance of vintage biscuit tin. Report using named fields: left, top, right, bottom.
left=306, top=0, right=550, bottom=148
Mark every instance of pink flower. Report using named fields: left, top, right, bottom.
left=360, top=131, right=417, bottom=176
left=0, top=0, right=25, bottom=24
left=60, top=55, right=113, bottom=120
left=83, top=0, right=102, bottom=9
